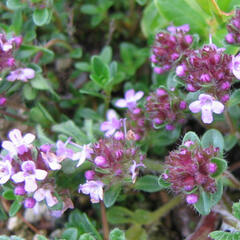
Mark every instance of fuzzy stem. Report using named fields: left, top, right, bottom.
left=210, top=0, right=234, bottom=17
left=147, top=195, right=182, bottom=225
left=100, top=201, right=109, bottom=240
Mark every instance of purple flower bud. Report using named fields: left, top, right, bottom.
left=221, top=94, right=230, bottom=103
left=179, top=101, right=187, bottom=110
left=186, top=194, right=198, bottom=204
left=85, top=170, right=95, bottom=180
left=163, top=64, right=171, bottom=71
left=200, top=74, right=211, bottom=83
left=184, top=140, right=194, bottom=147
left=208, top=163, right=217, bottom=174
left=162, top=173, right=168, bottom=180
left=154, top=118, right=163, bottom=125
left=225, top=33, right=235, bottom=44
left=150, top=55, right=158, bottom=63
left=0, top=97, right=6, bottom=106
left=165, top=124, right=175, bottom=131
left=24, top=197, right=36, bottom=208
left=156, top=88, right=166, bottom=96
left=13, top=36, right=23, bottom=48
left=171, top=53, right=179, bottom=61
left=221, top=81, right=231, bottom=90
left=14, top=185, right=26, bottom=196
left=233, top=19, right=240, bottom=28
left=154, top=67, right=164, bottom=74
left=115, top=169, right=122, bottom=176
left=132, top=108, right=141, bottom=115
left=40, top=144, right=51, bottom=152
left=176, top=65, right=186, bottom=77
left=184, top=35, right=193, bottom=44
left=186, top=84, right=196, bottom=92
left=114, top=131, right=125, bottom=140
left=7, top=58, right=15, bottom=67
left=94, top=156, right=107, bottom=168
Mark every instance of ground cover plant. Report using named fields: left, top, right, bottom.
left=1, top=0, right=240, bottom=239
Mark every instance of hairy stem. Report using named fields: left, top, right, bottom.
left=100, top=201, right=109, bottom=240
left=210, top=0, right=234, bottom=17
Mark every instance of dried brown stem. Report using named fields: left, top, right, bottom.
left=100, top=201, right=109, bottom=240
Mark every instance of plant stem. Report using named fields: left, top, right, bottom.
left=100, top=201, right=109, bottom=240
left=147, top=195, right=182, bottom=225
left=0, top=109, right=26, bottom=122
left=224, top=171, right=240, bottom=189
left=210, top=0, right=234, bottom=17
left=224, top=109, right=235, bottom=135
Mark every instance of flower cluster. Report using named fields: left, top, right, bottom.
left=151, top=24, right=193, bottom=75
left=225, top=8, right=240, bottom=45
left=145, top=88, right=186, bottom=130
left=79, top=131, right=145, bottom=203
left=164, top=140, right=219, bottom=204
left=0, top=33, right=22, bottom=71
left=176, top=44, right=233, bottom=103
left=0, top=129, right=78, bottom=214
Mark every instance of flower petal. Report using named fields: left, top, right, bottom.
left=201, top=105, right=213, bottom=124
left=45, top=191, right=58, bottom=207
left=2, top=141, right=16, bottom=156
left=115, top=99, right=127, bottom=108
left=35, top=169, right=47, bottom=180
left=125, top=89, right=135, bottom=99
left=133, top=91, right=144, bottom=101
left=8, top=129, right=22, bottom=146
left=189, top=100, right=202, bottom=113
left=12, top=171, right=25, bottom=183
left=33, top=188, right=46, bottom=202
left=25, top=176, right=37, bottom=192
left=106, top=109, right=118, bottom=121
left=23, top=133, right=35, bottom=144
left=212, top=101, right=224, bottom=114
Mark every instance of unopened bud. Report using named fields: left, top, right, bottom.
left=186, top=194, right=198, bottom=204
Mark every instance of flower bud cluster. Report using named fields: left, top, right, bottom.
left=0, top=33, right=22, bottom=71
left=151, top=24, right=193, bottom=74
left=0, top=129, right=74, bottom=215
left=225, top=8, right=240, bottom=45
left=145, top=88, right=186, bottom=130
left=164, top=141, right=219, bottom=204
left=176, top=44, right=233, bottom=103
left=79, top=132, right=145, bottom=203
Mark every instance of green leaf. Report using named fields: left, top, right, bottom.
left=201, top=129, right=224, bottom=154
left=194, top=189, right=211, bottom=215
left=132, top=209, right=152, bottom=225
left=6, top=0, right=26, bottom=9
left=62, top=228, right=78, bottom=240
left=52, top=120, right=88, bottom=144
left=126, top=224, right=147, bottom=240
left=182, top=131, right=201, bottom=145
left=233, top=201, right=240, bottom=220
left=209, top=231, right=240, bottom=240
left=224, top=134, right=238, bottom=151
left=3, top=189, right=16, bottom=200
left=70, top=48, right=83, bottom=59
left=0, top=202, right=7, bottom=221
left=23, top=84, right=37, bottom=101
left=109, top=228, right=126, bottom=240
left=100, top=46, right=112, bottom=64
left=81, top=4, right=98, bottom=15
left=210, top=158, right=228, bottom=178
left=136, top=0, right=147, bottom=6
left=12, top=10, right=23, bottom=35
left=36, top=125, right=54, bottom=145
left=210, top=179, right=223, bottom=207
left=228, top=89, right=240, bottom=107
left=90, top=56, right=110, bottom=88
left=9, top=201, right=21, bottom=217
left=33, top=8, right=50, bottom=26
left=36, top=235, right=48, bottom=240
left=79, top=233, right=96, bottom=240
left=154, top=0, right=208, bottom=38
left=75, top=62, right=91, bottom=72
left=104, top=184, right=121, bottom=208
left=135, top=175, right=164, bottom=192
left=107, top=207, right=134, bottom=224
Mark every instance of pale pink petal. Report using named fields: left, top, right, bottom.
left=22, top=161, right=35, bottom=172
left=12, top=171, right=25, bottom=183
left=8, top=129, right=22, bottom=145
left=201, top=105, right=213, bottom=124
left=133, top=91, right=144, bottom=101
left=49, top=161, right=61, bottom=170
left=100, top=121, right=112, bottom=131
left=6, top=74, right=17, bottom=82
left=115, top=99, right=127, bottom=108
left=33, top=188, right=46, bottom=202
left=2, top=141, right=16, bottom=156
left=125, top=89, right=135, bottom=99
left=189, top=101, right=202, bottom=113
left=105, top=128, right=116, bottom=137
left=106, top=109, right=118, bottom=121
left=45, top=191, right=58, bottom=207
left=212, top=100, right=224, bottom=114
left=35, top=169, right=47, bottom=180
left=25, top=176, right=37, bottom=192
left=199, top=94, right=213, bottom=102
left=23, top=68, right=35, bottom=79
left=23, top=133, right=35, bottom=144
left=0, top=175, right=10, bottom=184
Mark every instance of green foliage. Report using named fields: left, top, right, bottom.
left=209, top=231, right=240, bottom=240
left=134, top=175, right=164, bottom=192
left=9, top=200, right=22, bottom=217
left=104, top=184, right=122, bottom=208
left=109, top=228, right=126, bottom=240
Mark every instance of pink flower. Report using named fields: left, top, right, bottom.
left=2, top=129, right=35, bottom=157
left=100, top=109, right=122, bottom=136
left=34, top=188, right=58, bottom=207
left=79, top=180, right=104, bottom=203
left=232, top=54, right=240, bottom=79
left=189, top=94, right=224, bottom=124
left=129, top=160, right=145, bottom=183
left=115, top=89, right=144, bottom=110
left=41, top=151, right=62, bottom=170
left=0, top=160, right=12, bottom=184
left=11, top=161, right=47, bottom=193
left=56, top=140, right=74, bottom=159
left=7, top=68, right=35, bottom=82
left=72, top=144, right=93, bottom=167
left=186, top=194, right=198, bottom=204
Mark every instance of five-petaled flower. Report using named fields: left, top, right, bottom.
left=2, top=129, right=35, bottom=157
left=11, top=161, right=47, bottom=192
left=100, top=109, right=122, bottom=136
left=7, top=68, right=35, bottom=82
left=79, top=180, right=104, bottom=203
left=115, top=89, right=144, bottom=110
left=189, top=94, right=224, bottom=124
